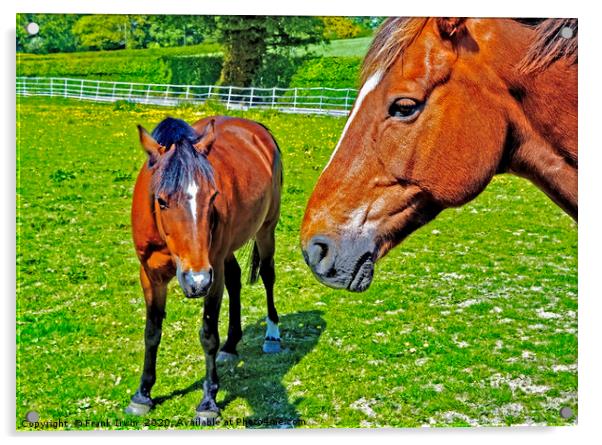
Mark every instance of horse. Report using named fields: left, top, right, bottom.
left=301, top=17, right=577, bottom=292
left=125, top=116, right=283, bottom=421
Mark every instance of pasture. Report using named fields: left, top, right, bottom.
left=16, top=97, right=577, bottom=429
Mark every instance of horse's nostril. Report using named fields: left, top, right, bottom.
left=306, top=236, right=336, bottom=273
left=309, top=242, right=328, bottom=265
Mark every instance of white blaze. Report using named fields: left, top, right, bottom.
left=321, top=70, right=384, bottom=174
left=186, top=179, right=199, bottom=224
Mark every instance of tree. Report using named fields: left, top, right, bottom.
left=216, top=16, right=325, bottom=87
left=146, top=15, right=214, bottom=48
left=16, top=14, right=79, bottom=53
left=72, top=15, right=150, bottom=51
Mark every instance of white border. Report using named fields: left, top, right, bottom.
left=4, top=1, right=601, bottom=445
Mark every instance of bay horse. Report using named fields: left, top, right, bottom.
left=126, top=116, right=283, bottom=421
left=301, top=17, right=577, bottom=292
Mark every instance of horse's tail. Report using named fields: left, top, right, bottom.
left=248, top=241, right=261, bottom=285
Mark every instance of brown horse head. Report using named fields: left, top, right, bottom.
left=138, top=118, right=218, bottom=298
left=301, top=18, right=577, bottom=292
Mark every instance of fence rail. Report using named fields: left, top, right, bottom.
left=16, top=77, right=357, bottom=117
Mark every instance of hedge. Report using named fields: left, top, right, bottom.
left=16, top=49, right=363, bottom=90
left=16, top=43, right=224, bottom=85
left=165, top=55, right=223, bottom=85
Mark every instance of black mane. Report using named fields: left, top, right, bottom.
left=150, top=117, right=215, bottom=199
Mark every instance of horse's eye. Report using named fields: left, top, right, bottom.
left=389, top=98, right=422, bottom=120
left=157, top=197, right=168, bottom=210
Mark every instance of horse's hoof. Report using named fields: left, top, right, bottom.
left=216, top=351, right=239, bottom=363
left=124, top=401, right=152, bottom=416
left=263, top=338, right=281, bottom=353
left=193, top=410, right=220, bottom=426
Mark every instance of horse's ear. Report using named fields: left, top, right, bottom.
left=137, top=125, right=166, bottom=162
left=193, top=119, right=216, bottom=156
left=436, top=17, right=467, bottom=40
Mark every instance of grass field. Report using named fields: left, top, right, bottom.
left=302, top=37, right=372, bottom=57
left=16, top=97, right=577, bottom=429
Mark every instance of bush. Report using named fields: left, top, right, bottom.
left=320, top=17, right=363, bottom=40
left=289, top=56, right=362, bottom=89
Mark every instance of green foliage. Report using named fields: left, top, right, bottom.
left=165, top=55, right=224, bottom=85
left=217, top=16, right=325, bottom=87
left=16, top=44, right=223, bottom=84
left=16, top=14, right=79, bottom=54
left=252, top=54, right=307, bottom=88
left=289, top=56, right=363, bottom=89
left=320, top=17, right=363, bottom=40
left=146, top=15, right=215, bottom=48
left=17, top=52, right=169, bottom=84
left=16, top=97, right=577, bottom=429
left=72, top=15, right=151, bottom=51
left=17, top=13, right=217, bottom=54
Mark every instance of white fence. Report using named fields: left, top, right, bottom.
left=16, top=77, right=357, bottom=117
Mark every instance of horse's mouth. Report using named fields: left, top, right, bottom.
left=347, top=252, right=375, bottom=292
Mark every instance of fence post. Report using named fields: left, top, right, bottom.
left=185, top=85, right=190, bottom=101
left=50, top=78, right=54, bottom=97
left=164, top=85, right=170, bottom=105
left=64, top=79, right=67, bottom=98
left=146, top=85, right=151, bottom=104
left=319, top=87, right=324, bottom=112
left=80, top=79, right=84, bottom=99
left=272, top=87, right=276, bottom=108
left=227, top=86, right=232, bottom=109
left=293, top=88, right=297, bottom=110
left=249, top=87, right=254, bottom=107
left=344, top=89, right=350, bottom=111
left=95, top=81, right=100, bottom=100
left=128, top=83, right=133, bottom=101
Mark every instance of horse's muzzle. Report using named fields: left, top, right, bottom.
left=302, top=235, right=376, bottom=292
left=178, top=268, right=213, bottom=298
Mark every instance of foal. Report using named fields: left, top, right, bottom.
left=127, top=116, right=283, bottom=420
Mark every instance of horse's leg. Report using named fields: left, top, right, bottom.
left=217, top=255, right=242, bottom=362
left=195, top=264, right=224, bottom=422
left=126, top=265, right=168, bottom=416
left=256, top=226, right=281, bottom=353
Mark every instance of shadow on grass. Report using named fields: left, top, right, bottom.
left=154, top=310, right=325, bottom=428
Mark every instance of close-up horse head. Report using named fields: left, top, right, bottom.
left=301, top=17, right=577, bottom=292
left=138, top=117, right=218, bottom=298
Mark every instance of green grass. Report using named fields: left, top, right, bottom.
left=303, top=37, right=373, bottom=57
left=16, top=97, right=577, bottom=429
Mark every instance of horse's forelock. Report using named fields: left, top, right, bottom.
left=151, top=139, right=215, bottom=201
left=360, top=17, right=429, bottom=85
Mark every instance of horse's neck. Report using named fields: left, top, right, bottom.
left=512, top=62, right=578, bottom=220
left=509, top=134, right=578, bottom=220
left=492, top=22, right=578, bottom=221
